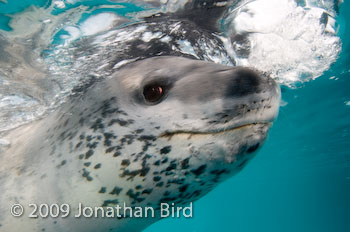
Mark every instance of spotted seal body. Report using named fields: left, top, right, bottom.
left=0, top=1, right=280, bottom=232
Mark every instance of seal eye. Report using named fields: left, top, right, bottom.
left=143, top=83, right=165, bottom=103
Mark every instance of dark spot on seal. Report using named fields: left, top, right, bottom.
left=82, top=168, right=93, bottom=181
left=85, top=149, right=94, bottom=159
left=167, top=178, right=185, bottom=185
left=120, top=159, right=150, bottom=180
left=179, top=184, right=189, bottom=192
left=165, top=162, right=177, bottom=172
left=113, top=151, right=121, bottom=157
left=97, top=98, right=122, bottom=118
left=210, top=168, right=229, bottom=182
left=247, top=143, right=260, bottom=153
left=103, top=132, right=116, bottom=146
left=99, top=187, right=107, bottom=193
left=210, top=169, right=228, bottom=175
left=140, top=160, right=150, bottom=177
left=108, top=119, right=134, bottom=127
left=191, top=190, right=202, bottom=198
left=91, top=118, right=105, bottom=132
left=163, top=191, right=170, bottom=196
left=79, top=118, right=85, bottom=126
left=84, top=162, right=91, bottom=167
left=138, top=135, right=157, bottom=141
left=86, top=135, right=93, bottom=141
left=121, top=159, right=130, bottom=166
left=94, top=163, right=102, bottom=169
left=75, top=141, right=83, bottom=149
left=191, top=164, right=207, bottom=176
left=105, top=146, right=115, bottom=153
left=161, top=157, right=168, bottom=164
left=141, top=189, right=153, bottom=195
left=181, top=157, right=190, bottom=169
left=87, top=141, right=98, bottom=149
left=156, top=181, right=164, bottom=187
left=110, top=186, right=123, bottom=195
left=135, top=129, right=144, bottom=133
left=153, top=176, right=161, bottom=182
left=126, top=189, right=145, bottom=202
left=102, top=199, right=119, bottom=207
left=165, top=171, right=174, bottom=176
left=159, top=197, right=177, bottom=204
left=153, top=160, right=160, bottom=166
left=121, top=135, right=135, bottom=145
left=160, top=146, right=172, bottom=154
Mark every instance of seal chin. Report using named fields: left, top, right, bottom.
left=159, top=123, right=271, bottom=164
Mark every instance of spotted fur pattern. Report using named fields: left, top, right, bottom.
left=0, top=1, right=280, bottom=231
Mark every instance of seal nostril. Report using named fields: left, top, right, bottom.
left=226, top=68, right=262, bottom=97
left=247, top=143, right=260, bottom=153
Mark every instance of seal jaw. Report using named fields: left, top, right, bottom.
left=159, top=122, right=271, bottom=138
left=158, top=122, right=270, bottom=167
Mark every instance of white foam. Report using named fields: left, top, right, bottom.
left=177, top=40, right=199, bottom=58
left=80, top=13, right=119, bottom=36
left=0, top=0, right=342, bottom=133
left=225, top=0, right=341, bottom=86
left=61, top=13, right=123, bottom=44
left=62, top=26, right=80, bottom=42
left=66, top=0, right=79, bottom=4
left=233, top=0, right=294, bottom=34
left=54, top=1, right=66, bottom=9
left=0, top=96, right=37, bottom=108
left=141, top=31, right=162, bottom=42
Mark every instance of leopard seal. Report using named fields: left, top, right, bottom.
left=0, top=1, right=280, bottom=232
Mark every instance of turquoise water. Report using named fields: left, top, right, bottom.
left=0, top=1, right=349, bottom=232
left=147, top=2, right=350, bottom=232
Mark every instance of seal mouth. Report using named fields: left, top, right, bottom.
left=160, top=122, right=271, bottom=138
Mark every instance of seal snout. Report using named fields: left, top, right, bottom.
left=207, top=66, right=281, bottom=128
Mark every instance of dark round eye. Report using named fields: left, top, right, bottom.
left=143, top=83, right=165, bottom=103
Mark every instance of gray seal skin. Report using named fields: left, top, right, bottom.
left=0, top=1, right=280, bottom=232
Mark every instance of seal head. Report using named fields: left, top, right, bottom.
left=0, top=1, right=281, bottom=231
left=0, top=56, right=280, bottom=232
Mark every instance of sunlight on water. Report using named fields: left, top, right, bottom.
left=223, top=0, right=341, bottom=85
left=0, top=0, right=342, bottom=133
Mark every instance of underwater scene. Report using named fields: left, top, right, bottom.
left=0, top=0, right=349, bottom=232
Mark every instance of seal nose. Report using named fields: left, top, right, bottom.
left=226, top=68, right=264, bottom=97
left=222, top=66, right=280, bottom=123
